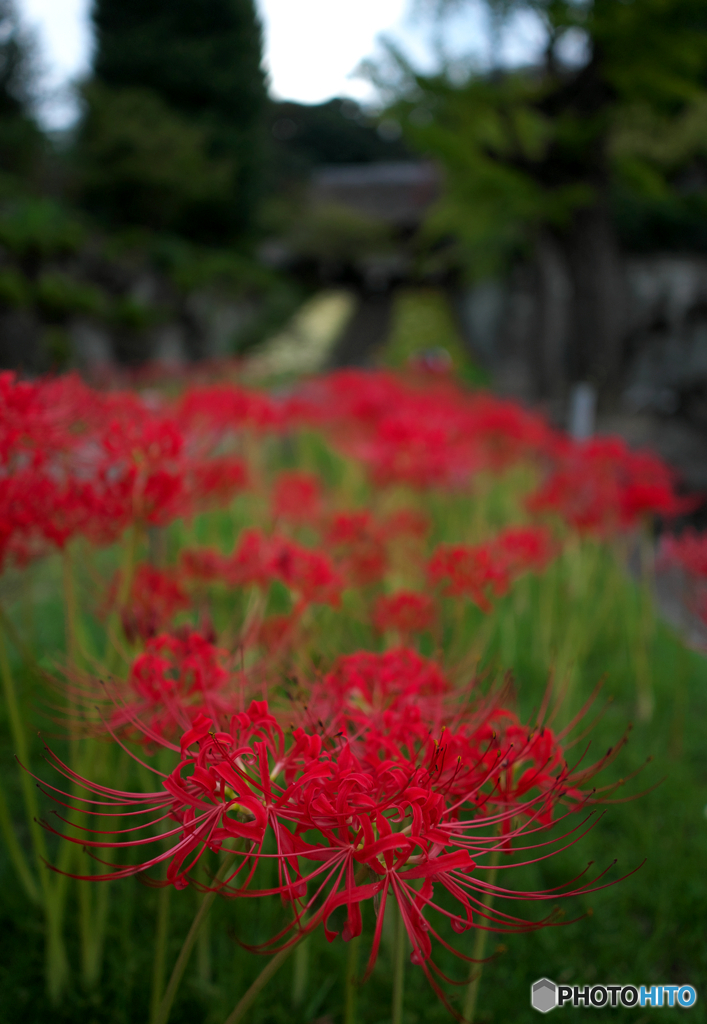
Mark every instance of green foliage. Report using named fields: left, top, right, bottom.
left=0, top=198, right=84, bottom=260
left=395, top=71, right=592, bottom=273
left=41, top=327, right=72, bottom=371
left=34, top=272, right=106, bottom=322
left=109, top=295, right=164, bottom=332
left=287, top=202, right=395, bottom=264
left=0, top=266, right=29, bottom=308
left=87, top=0, right=267, bottom=238
left=77, top=85, right=235, bottom=237
left=387, top=0, right=707, bottom=269
left=0, top=0, right=42, bottom=178
left=266, top=97, right=411, bottom=193
left=382, top=287, right=491, bottom=385
left=231, top=281, right=306, bottom=355
left=149, top=235, right=277, bottom=295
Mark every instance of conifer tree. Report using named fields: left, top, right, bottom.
left=85, top=0, right=267, bottom=239
left=0, top=0, right=41, bottom=178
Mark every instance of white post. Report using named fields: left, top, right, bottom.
left=568, top=382, right=596, bottom=441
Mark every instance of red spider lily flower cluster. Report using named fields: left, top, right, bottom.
left=528, top=437, right=694, bottom=535
left=0, top=369, right=691, bottom=577
left=660, top=529, right=707, bottom=579
left=271, top=471, right=323, bottom=524
left=323, top=512, right=389, bottom=587
left=373, top=591, right=437, bottom=637
left=659, top=528, right=707, bottom=629
left=428, top=526, right=555, bottom=613
left=40, top=647, right=626, bottom=1012
left=110, top=632, right=240, bottom=742
left=289, top=371, right=558, bottom=487
left=181, top=529, right=342, bottom=610
left=117, top=565, right=189, bottom=642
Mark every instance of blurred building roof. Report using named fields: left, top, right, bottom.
left=311, top=161, right=441, bottom=229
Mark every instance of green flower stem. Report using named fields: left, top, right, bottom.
left=105, top=523, right=140, bottom=671
left=45, top=887, right=71, bottom=1003
left=152, top=854, right=236, bottom=1024
left=635, top=527, right=655, bottom=722
left=197, top=887, right=212, bottom=985
left=391, top=899, right=407, bottom=1024
left=291, top=932, right=310, bottom=1008
left=0, top=779, right=39, bottom=903
left=62, top=547, right=81, bottom=669
left=0, top=620, right=50, bottom=878
left=462, top=850, right=501, bottom=1024
left=149, top=885, right=172, bottom=1024
left=79, top=875, right=111, bottom=990
left=222, top=934, right=307, bottom=1024
left=343, top=931, right=361, bottom=1024
left=76, top=741, right=115, bottom=990
left=0, top=599, right=40, bottom=676
left=0, top=618, right=71, bottom=999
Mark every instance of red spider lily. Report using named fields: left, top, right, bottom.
left=528, top=437, right=692, bottom=534
left=493, top=525, right=555, bottom=576
left=373, top=591, right=436, bottom=637
left=181, top=532, right=342, bottom=609
left=428, top=526, right=555, bottom=612
left=428, top=542, right=508, bottom=613
left=380, top=508, right=430, bottom=541
left=115, top=564, right=189, bottom=643
left=177, top=383, right=279, bottom=434
left=272, top=471, right=323, bottom=524
left=37, top=699, right=289, bottom=889
left=287, top=370, right=557, bottom=489
left=256, top=612, right=299, bottom=652
left=226, top=529, right=273, bottom=588
left=313, top=649, right=450, bottom=739
left=191, top=457, right=248, bottom=507
left=180, top=546, right=232, bottom=584
left=227, top=531, right=343, bottom=606
left=658, top=529, right=707, bottom=629
left=324, top=511, right=387, bottom=587
left=232, top=718, right=625, bottom=1013
left=660, top=529, right=707, bottom=578
left=268, top=538, right=342, bottom=608
left=110, top=632, right=239, bottom=743
left=0, top=368, right=688, bottom=577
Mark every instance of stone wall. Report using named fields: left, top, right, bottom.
left=456, top=254, right=707, bottom=491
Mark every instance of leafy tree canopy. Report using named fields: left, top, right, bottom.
left=383, top=0, right=707, bottom=270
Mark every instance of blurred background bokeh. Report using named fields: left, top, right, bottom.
left=5, top=0, right=707, bottom=488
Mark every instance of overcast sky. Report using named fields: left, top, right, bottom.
left=16, top=0, right=544, bottom=128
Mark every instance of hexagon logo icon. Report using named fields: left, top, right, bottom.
left=531, top=978, right=558, bottom=1013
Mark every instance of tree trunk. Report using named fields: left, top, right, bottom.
left=564, top=200, right=628, bottom=399
left=530, top=230, right=572, bottom=400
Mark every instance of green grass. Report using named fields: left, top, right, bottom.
left=380, top=288, right=491, bottom=388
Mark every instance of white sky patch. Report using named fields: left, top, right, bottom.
left=18, top=0, right=92, bottom=128
left=257, top=0, right=409, bottom=104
